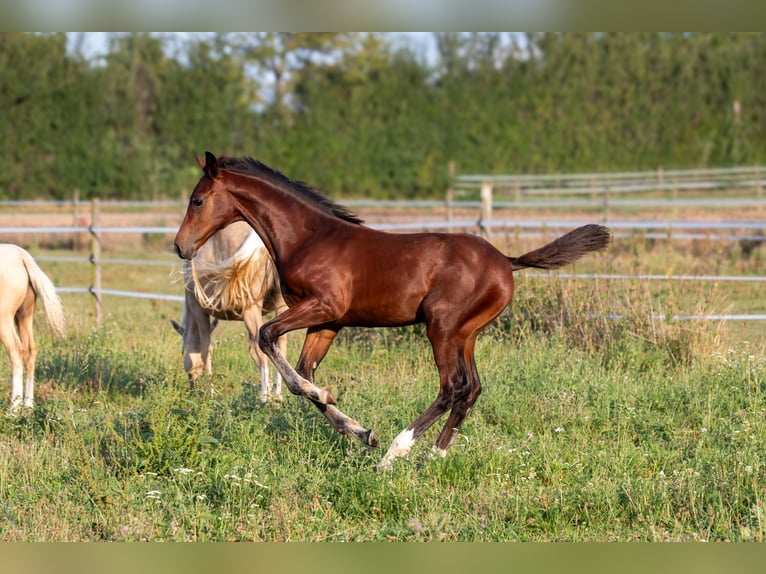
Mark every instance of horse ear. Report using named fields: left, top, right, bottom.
left=195, top=155, right=205, bottom=169
left=204, top=151, right=219, bottom=179
left=170, top=319, right=184, bottom=336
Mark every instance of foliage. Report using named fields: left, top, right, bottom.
left=2, top=32, right=766, bottom=201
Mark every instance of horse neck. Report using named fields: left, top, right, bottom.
left=227, top=174, right=342, bottom=262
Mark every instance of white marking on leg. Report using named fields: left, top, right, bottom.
left=430, top=445, right=448, bottom=459
left=377, top=428, right=416, bottom=470
left=23, top=374, right=34, bottom=409
left=260, top=363, right=270, bottom=401
left=11, top=370, right=23, bottom=413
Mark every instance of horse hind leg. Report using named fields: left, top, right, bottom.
left=432, top=337, right=482, bottom=458
left=378, top=331, right=467, bottom=470
left=16, top=299, right=37, bottom=410
left=0, top=319, right=25, bottom=414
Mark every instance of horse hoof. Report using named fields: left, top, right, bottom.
left=366, top=429, right=379, bottom=448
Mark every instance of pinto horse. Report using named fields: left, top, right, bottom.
left=0, top=244, right=65, bottom=413
left=171, top=221, right=288, bottom=400
left=174, top=153, right=611, bottom=469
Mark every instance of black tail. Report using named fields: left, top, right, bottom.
left=509, top=224, right=611, bottom=271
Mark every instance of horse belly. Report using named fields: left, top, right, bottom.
left=341, top=280, right=426, bottom=327
left=339, top=305, right=422, bottom=327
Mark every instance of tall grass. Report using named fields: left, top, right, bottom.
left=0, top=240, right=763, bottom=541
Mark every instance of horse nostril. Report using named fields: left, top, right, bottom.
left=173, top=242, right=182, bottom=258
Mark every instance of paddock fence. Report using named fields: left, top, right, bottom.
left=1, top=164, right=765, bottom=324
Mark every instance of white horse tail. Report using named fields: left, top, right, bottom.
left=22, top=252, right=66, bottom=338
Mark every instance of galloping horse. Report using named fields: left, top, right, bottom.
left=174, top=153, right=611, bottom=469
left=0, top=244, right=65, bottom=413
left=171, top=221, right=288, bottom=400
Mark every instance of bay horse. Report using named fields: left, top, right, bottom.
left=174, top=153, right=611, bottom=469
left=0, top=244, right=65, bottom=413
left=171, top=220, right=288, bottom=400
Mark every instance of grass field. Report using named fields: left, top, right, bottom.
left=0, top=234, right=763, bottom=542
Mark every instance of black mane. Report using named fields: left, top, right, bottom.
left=217, top=156, right=364, bottom=225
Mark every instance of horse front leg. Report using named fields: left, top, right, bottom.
left=258, top=300, right=338, bottom=406
left=242, top=306, right=272, bottom=401
left=259, top=302, right=378, bottom=447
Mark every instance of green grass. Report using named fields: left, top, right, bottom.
left=0, top=259, right=763, bottom=541
left=0, top=235, right=764, bottom=541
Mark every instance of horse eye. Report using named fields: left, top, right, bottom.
left=192, top=197, right=203, bottom=207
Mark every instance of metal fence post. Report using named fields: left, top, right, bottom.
left=480, top=180, right=493, bottom=239
left=89, top=198, right=102, bottom=326
left=446, top=160, right=455, bottom=225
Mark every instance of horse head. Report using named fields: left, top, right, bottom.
left=174, top=152, right=241, bottom=260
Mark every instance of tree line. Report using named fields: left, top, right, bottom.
left=2, top=32, right=765, bottom=201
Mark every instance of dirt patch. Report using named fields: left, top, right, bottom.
left=0, top=200, right=760, bottom=253
left=0, top=210, right=184, bottom=252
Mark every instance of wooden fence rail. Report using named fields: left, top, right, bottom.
left=1, top=163, right=765, bottom=324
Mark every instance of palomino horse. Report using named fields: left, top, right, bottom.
left=174, top=153, right=611, bottom=469
left=0, top=244, right=65, bottom=413
left=171, top=220, right=288, bottom=400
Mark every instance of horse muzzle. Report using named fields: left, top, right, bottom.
left=173, top=241, right=195, bottom=260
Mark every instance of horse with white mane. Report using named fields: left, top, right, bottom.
left=171, top=221, right=287, bottom=400
left=0, top=244, right=65, bottom=413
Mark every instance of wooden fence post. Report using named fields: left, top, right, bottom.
left=72, top=189, right=82, bottom=251
left=90, top=198, right=102, bottom=326
left=446, top=160, right=455, bottom=225
left=480, top=180, right=493, bottom=239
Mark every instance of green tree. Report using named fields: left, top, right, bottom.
left=0, top=33, right=90, bottom=199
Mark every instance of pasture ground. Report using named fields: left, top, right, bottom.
left=0, top=232, right=763, bottom=542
